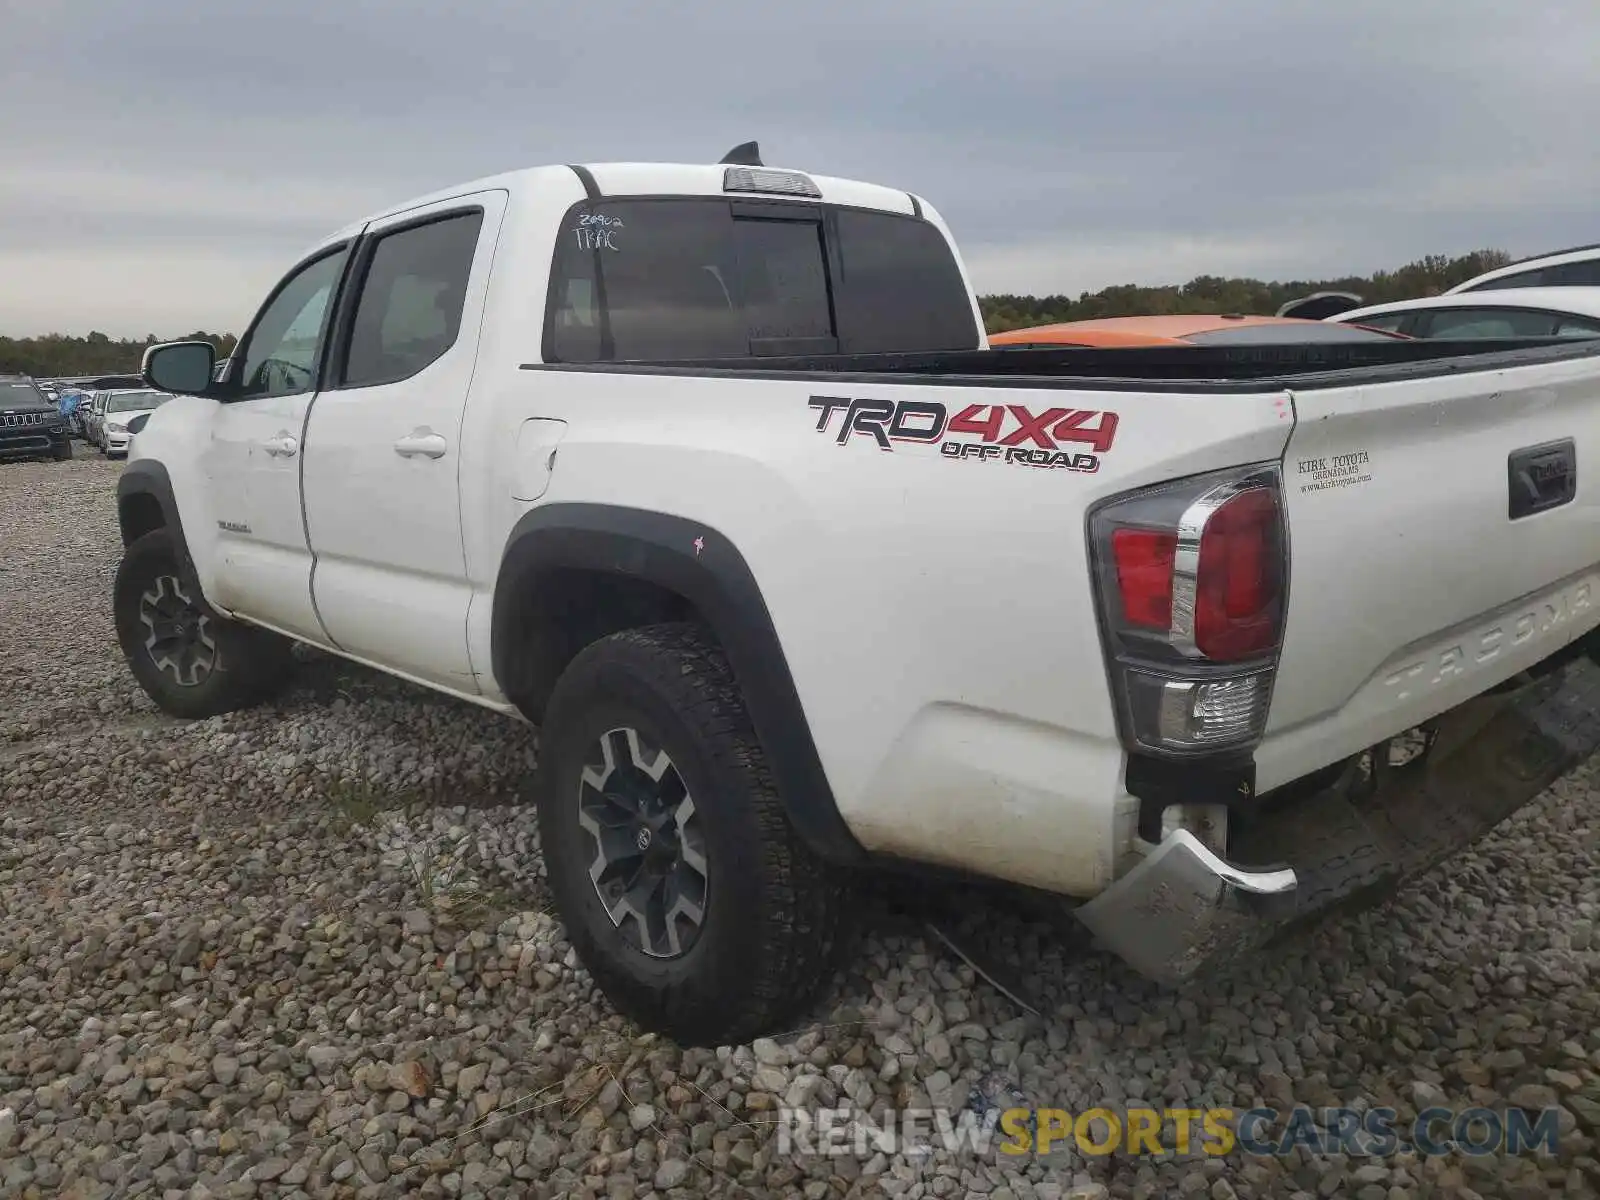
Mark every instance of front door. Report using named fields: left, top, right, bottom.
left=300, top=193, right=504, bottom=693
left=204, top=243, right=352, bottom=642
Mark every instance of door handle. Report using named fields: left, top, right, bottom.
left=262, top=432, right=299, bottom=458
left=394, top=429, right=449, bottom=460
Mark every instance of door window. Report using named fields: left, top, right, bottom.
left=1421, top=308, right=1557, bottom=338
left=340, top=210, right=484, bottom=389
left=234, top=247, right=350, bottom=400
left=1554, top=316, right=1600, bottom=338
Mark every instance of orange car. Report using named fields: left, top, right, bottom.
left=988, top=313, right=1407, bottom=348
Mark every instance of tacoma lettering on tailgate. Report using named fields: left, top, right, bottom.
left=1382, top=579, right=1594, bottom=702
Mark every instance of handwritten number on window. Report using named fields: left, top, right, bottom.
left=573, top=212, right=624, bottom=252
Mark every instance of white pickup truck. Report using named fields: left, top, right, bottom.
left=117, top=147, right=1600, bottom=1047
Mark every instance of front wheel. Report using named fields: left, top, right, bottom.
left=537, top=623, right=848, bottom=1046
left=113, top=529, right=296, bottom=719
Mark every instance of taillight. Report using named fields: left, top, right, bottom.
left=1090, top=465, right=1288, bottom=757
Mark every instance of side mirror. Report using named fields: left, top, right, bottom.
left=126, top=413, right=152, bottom=436
left=142, top=340, right=216, bottom=395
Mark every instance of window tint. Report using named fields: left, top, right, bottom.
left=1421, top=308, right=1556, bottom=338
left=1554, top=316, right=1600, bottom=338
left=832, top=209, right=980, bottom=352
left=1468, top=268, right=1546, bottom=291
left=546, top=198, right=979, bottom=363
left=236, top=247, right=350, bottom=399
left=1184, top=322, right=1401, bottom=345
left=1544, top=261, right=1600, bottom=286
left=733, top=218, right=833, bottom=351
left=107, top=392, right=169, bottom=413
left=550, top=200, right=745, bottom=362
left=342, top=210, right=484, bottom=388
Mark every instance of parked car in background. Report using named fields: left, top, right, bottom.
left=0, top=375, right=72, bottom=462
left=1330, top=288, right=1600, bottom=340
left=97, top=389, right=171, bottom=457
left=1275, top=291, right=1365, bottom=320
left=987, top=313, right=1407, bottom=348
left=82, top=392, right=108, bottom=447
left=1447, top=243, right=1600, bottom=294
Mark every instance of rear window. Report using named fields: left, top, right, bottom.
left=1184, top=322, right=1404, bottom=346
left=545, top=197, right=979, bottom=363
left=108, top=392, right=170, bottom=413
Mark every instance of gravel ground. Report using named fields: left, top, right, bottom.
left=3, top=447, right=1600, bottom=1200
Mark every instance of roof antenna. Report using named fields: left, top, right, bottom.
left=719, top=141, right=763, bottom=167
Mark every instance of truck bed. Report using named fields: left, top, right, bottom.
left=525, top=335, right=1600, bottom=390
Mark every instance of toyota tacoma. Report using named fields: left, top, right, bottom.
left=114, top=147, right=1600, bottom=1045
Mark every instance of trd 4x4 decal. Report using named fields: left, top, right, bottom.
left=807, top=396, right=1117, bottom=474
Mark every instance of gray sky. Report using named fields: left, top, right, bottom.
left=3, top=0, right=1597, bottom=337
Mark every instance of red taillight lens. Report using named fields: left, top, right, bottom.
left=1112, top=528, right=1177, bottom=629
left=1194, top=488, right=1282, bottom=661
left=1090, top=465, right=1287, bottom=757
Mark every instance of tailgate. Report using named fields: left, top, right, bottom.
left=1257, top=350, right=1600, bottom=790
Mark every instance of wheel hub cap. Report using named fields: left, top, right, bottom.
left=577, top=727, right=708, bottom=959
left=138, top=574, right=217, bottom=688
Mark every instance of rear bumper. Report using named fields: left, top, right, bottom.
left=1079, top=651, right=1600, bottom=985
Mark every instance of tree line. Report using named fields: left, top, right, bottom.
left=0, top=331, right=238, bottom=379
left=0, top=248, right=1515, bottom=372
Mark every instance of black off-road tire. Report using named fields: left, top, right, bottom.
left=114, top=529, right=296, bottom=719
left=538, top=622, right=848, bottom=1046
left=52, top=439, right=72, bottom=461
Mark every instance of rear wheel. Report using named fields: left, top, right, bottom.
left=537, top=623, right=848, bottom=1046
left=113, top=529, right=296, bottom=719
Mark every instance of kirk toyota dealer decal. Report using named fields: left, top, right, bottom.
left=807, top=396, right=1118, bottom=473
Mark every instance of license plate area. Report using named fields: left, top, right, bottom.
left=1508, top=438, right=1577, bottom=520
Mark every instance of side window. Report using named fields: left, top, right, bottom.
left=1421, top=308, right=1556, bottom=338
left=1466, top=268, right=1545, bottom=291
left=1544, top=261, right=1600, bottom=286
left=235, top=247, right=350, bottom=400
left=1553, top=316, right=1600, bottom=338
left=340, top=210, right=484, bottom=389
left=831, top=209, right=980, bottom=352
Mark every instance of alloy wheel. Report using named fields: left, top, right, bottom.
left=138, top=574, right=217, bottom=687
left=577, top=727, right=709, bottom=958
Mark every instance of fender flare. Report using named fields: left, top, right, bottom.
left=492, top=503, right=866, bottom=866
left=116, top=460, right=202, bottom=591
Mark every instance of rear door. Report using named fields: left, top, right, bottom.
left=300, top=192, right=504, bottom=693
left=1260, top=349, right=1600, bottom=789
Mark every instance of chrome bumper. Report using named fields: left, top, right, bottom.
left=1078, top=651, right=1600, bottom=987
left=1076, top=830, right=1296, bottom=985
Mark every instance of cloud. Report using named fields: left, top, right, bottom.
left=3, top=0, right=1598, bottom=335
